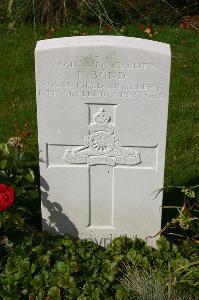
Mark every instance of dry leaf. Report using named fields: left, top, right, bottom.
left=107, top=24, right=113, bottom=32
left=144, top=26, right=154, bottom=37
left=138, top=23, right=145, bottom=31
left=119, top=26, right=125, bottom=33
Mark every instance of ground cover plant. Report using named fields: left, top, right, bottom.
left=0, top=138, right=198, bottom=299
left=0, top=21, right=198, bottom=299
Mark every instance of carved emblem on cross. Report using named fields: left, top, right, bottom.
left=64, top=108, right=141, bottom=167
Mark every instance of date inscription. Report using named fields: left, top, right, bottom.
left=38, top=58, right=167, bottom=100
left=38, top=80, right=167, bottom=100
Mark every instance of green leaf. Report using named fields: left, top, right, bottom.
left=69, top=286, right=79, bottom=297
left=0, top=143, right=9, bottom=157
left=48, top=287, right=61, bottom=300
left=0, top=159, right=7, bottom=169
left=35, top=290, right=45, bottom=300
left=0, top=288, right=19, bottom=299
left=77, top=295, right=87, bottom=300
left=57, top=276, right=68, bottom=288
left=5, top=261, right=17, bottom=274
left=30, top=275, right=43, bottom=290
left=24, top=168, right=35, bottom=183
left=115, top=287, right=128, bottom=300
left=156, top=236, right=170, bottom=251
left=0, top=170, right=8, bottom=179
left=18, top=151, right=35, bottom=166
left=72, top=30, right=79, bottom=35
left=56, top=261, right=69, bottom=273
left=30, top=263, right=36, bottom=273
left=30, top=190, right=39, bottom=199
left=18, top=259, right=30, bottom=273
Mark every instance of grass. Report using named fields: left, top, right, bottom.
left=120, top=261, right=193, bottom=300
left=0, top=24, right=198, bottom=186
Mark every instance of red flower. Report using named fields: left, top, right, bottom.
left=0, top=184, right=15, bottom=212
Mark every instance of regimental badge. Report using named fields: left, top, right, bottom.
left=64, top=108, right=141, bottom=167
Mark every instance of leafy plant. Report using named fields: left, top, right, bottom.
left=0, top=125, right=40, bottom=240
left=0, top=234, right=198, bottom=299
left=148, top=185, right=199, bottom=243
left=0, top=133, right=198, bottom=299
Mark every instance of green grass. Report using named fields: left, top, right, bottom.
left=0, top=24, right=198, bottom=186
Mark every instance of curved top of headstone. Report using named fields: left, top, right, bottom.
left=35, top=35, right=170, bottom=56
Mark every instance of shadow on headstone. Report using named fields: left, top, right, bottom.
left=40, top=176, right=78, bottom=237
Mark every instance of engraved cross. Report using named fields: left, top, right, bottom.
left=64, top=105, right=141, bottom=228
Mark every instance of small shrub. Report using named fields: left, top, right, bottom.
left=0, top=234, right=198, bottom=299
left=0, top=126, right=41, bottom=240
left=0, top=0, right=199, bottom=27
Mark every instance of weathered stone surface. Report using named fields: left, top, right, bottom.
left=35, top=35, right=171, bottom=247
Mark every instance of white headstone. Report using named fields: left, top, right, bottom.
left=35, top=36, right=171, bottom=247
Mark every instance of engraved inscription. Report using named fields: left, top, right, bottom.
left=38, top=80, right=167, bottom=100
left=38, top=89, right=57, bottom=96
left=64, top=108, right=141, bottom=167
left=54, top=59, right=159, bottom=71
left=78, top=70, right=126, bottom=80
left=38, top=58, right=167, bottom=100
